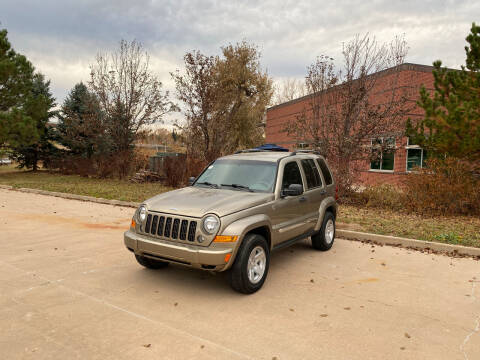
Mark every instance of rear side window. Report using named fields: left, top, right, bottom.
left=282, top=161, right=303, bottom=190
left=301, top=159, right=322, bottom=189
left=316, top=158, right=333, bottom=185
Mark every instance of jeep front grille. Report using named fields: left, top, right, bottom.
left=143, top=213, right=198, bottom=243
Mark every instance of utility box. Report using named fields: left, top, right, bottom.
left=149, top=152, right=186, bottom=176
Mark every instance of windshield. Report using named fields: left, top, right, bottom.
left=194, top=159, right=277, bottom=193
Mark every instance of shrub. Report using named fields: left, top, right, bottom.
left=186, top=156, right=207, bottom=179
left=164, top=155, right=187, bottom=187
left=344, top=184, right=405, bottom=211
left=403, top=158, right=480, bottom=216
left=48, top=149, right=149, bottom=179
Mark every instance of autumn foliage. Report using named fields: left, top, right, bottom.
left=403, top=158, right=480, bottom=216
left=350, top=158, right=480, bottom=216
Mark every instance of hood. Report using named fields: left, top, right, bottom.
left=144, top=186, right=274, bottom=217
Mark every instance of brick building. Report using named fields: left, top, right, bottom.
left=265, top=63, right=435, bottom=186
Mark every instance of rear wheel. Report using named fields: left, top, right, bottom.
left=135, top=254, right=169, bottom=269
left=229, top=234, right=270, bottom=294
left=312, top=211, right=335, bottom=251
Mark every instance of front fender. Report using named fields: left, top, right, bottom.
left=219, top=214, right=272, bottom=270
left=314, top=196, right=338, bottom=231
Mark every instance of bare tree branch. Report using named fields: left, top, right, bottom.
left=285, top=34, right=412, bottom=193
left=89, top=39, right=177, bottom=150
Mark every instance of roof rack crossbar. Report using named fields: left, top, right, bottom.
left=291, top=149, right=322, bottom=156
left=234, top=149, right=282, bottom=154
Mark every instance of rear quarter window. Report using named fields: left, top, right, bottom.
left=316, top=158, right=333, bottom=185
left=300, top=159, right=323, bottom=189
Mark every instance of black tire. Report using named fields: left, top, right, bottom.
left=135, top=254, right=169, bottom=269
left=229, top=234, right=270, bottom=294
left=312, top=211, right=335, bottom=251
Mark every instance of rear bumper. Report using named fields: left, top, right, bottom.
left=124, top=230, right=234, bottom=271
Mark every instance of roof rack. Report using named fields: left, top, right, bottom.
left=290, top=149, right=322, bottom=156
left=235, top=143, right=289, bottom=154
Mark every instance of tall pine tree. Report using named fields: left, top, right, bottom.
left=12, top=74, right=57, bottom=170
left=0, top=29, right=38, bottom=151
left=407, top=23, right=480, bottom=167
left=58, top=82, right=107, bottom=159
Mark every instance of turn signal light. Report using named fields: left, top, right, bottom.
left=214, top=235, right=238, bottom=243
left=224, top=253, right=232, bottom=263
left=131, top=219, right=136, bottom=229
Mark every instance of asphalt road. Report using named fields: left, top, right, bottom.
left=1, top=189, right=479, bottom=360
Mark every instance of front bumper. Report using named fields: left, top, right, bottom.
left=124, top=230, right=235, bottom=271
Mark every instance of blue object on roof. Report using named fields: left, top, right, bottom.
left=252, top=143, right=289, bottom=152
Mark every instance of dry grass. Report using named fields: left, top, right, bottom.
left=338, top=205, right=480, bottom=248
left=0, top=166, right=172, bottom=202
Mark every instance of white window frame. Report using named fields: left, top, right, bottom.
left=369, top=137, right=396, bottom=173
left=405, top=137, right=426, bottom=172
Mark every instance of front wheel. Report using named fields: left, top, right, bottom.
left=312, top=211, right=335, bottom=251
left=229, top=234, right=270, bottom=294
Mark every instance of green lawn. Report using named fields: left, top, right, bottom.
left=1, top=166, right=479, bottom=248
left=0, top=166, right=172, bottom=202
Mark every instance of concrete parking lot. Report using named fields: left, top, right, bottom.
left=1, top=188, right=479, bottom=360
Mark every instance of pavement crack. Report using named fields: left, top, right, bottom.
left=460, top=278, right=480, bottom=360
left=460, top=315, right=480, bottom=360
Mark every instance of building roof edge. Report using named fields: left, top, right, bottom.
left=267, top=62, right=451, bottom=112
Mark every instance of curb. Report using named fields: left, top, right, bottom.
left=336, top=229, right=480, bottom=258
left=0, top=184, right=140, bottom=208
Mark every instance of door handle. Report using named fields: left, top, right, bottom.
left=299, top=196, right=307, bottom=202
left=319, top=189, right=326, bottom=195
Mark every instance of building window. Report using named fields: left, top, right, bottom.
left=370, top=137, right=395, bottom=171
left=406, top=137, right=427, bottom=171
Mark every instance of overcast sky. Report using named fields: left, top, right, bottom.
left=2, top=0, right=478, bottom=126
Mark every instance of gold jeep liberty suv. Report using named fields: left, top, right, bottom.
left=124, top=145, right=338, bottom=294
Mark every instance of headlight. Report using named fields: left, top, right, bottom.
left=138, top=205, right=147, bottom=222
left=202, top=215, right=220, bottom=234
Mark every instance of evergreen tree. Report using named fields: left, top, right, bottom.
left=407, top=23, right=480, bottom=167
left=0, top=29, right=37, bottom=150
left=58, top=82, right=107, bottom=159
left=12, top=73, right=57, bottom=170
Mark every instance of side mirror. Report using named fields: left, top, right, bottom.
left=188, top=177, right=196, bottom=186
left=282, top=184, right=303, bottom=197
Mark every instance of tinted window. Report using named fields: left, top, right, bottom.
left=301, top=159, right=322, bottom=189
left=316, top=158, right=333, bottom=185
left=282, top=161, right=303, bottom=190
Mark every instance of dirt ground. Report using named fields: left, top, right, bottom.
left=0, top=188, right=479, bottom=360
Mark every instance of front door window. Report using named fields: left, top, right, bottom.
left=282, top=161, right=303, bottom=192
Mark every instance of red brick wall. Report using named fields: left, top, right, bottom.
left=266, top=63, right=435, bottom=186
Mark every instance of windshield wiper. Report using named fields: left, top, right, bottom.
left=196, top=181, right=218, bottom=188
left=221, top=183, right=254, bottom=192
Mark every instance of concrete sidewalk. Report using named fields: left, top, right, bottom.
left=1, top=189, right=479, bottom=359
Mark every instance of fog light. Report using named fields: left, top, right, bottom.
left=197, top=235, right=205, bottom=243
